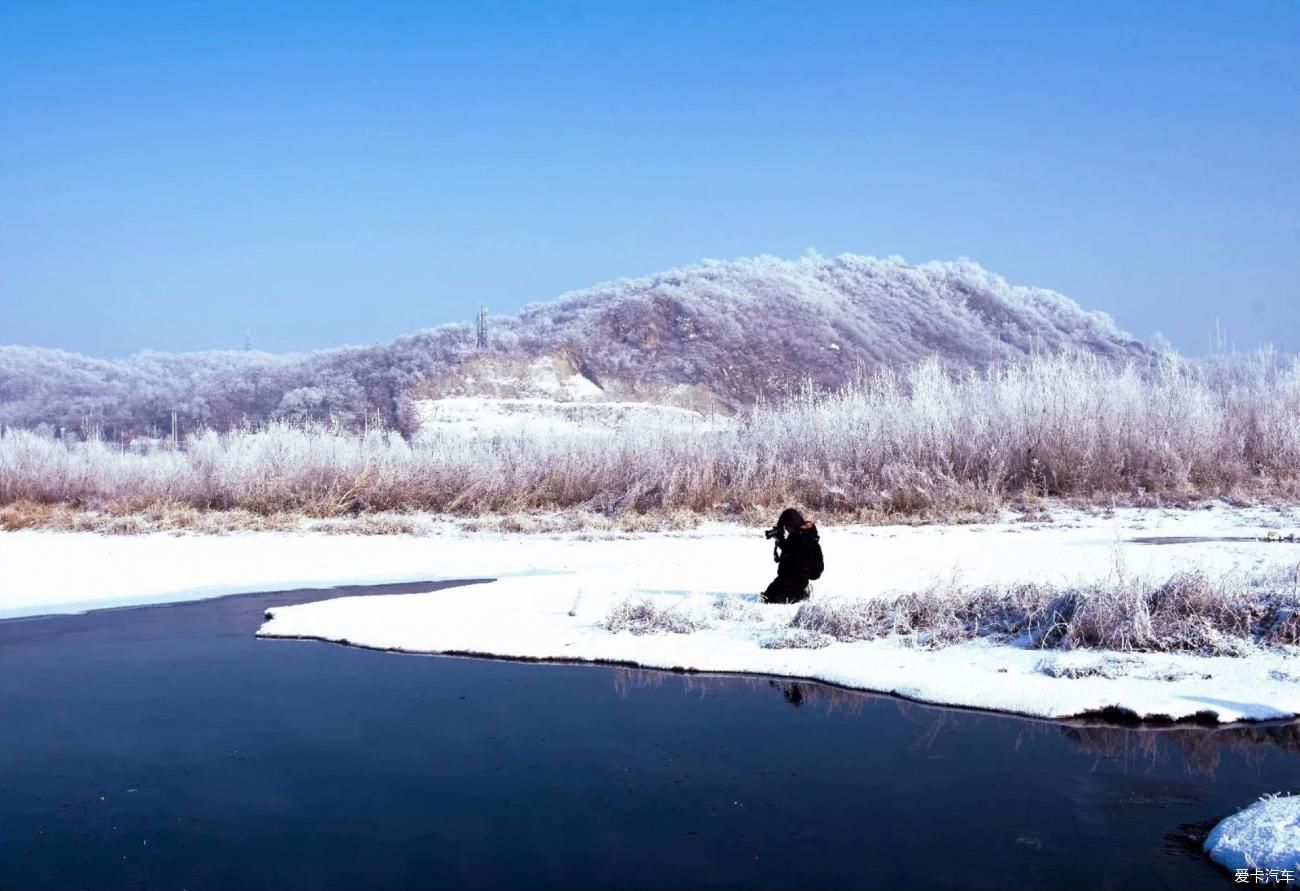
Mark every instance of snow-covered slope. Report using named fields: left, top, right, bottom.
left=414, top=397, right=732, bottom=438
left=502, top=253, right=1148, bottom=405
left=409, top=352, right=731, bottom=437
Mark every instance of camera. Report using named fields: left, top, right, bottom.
left=764, top=525, right=782, bottom=540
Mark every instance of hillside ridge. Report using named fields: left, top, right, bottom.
left=0, top=253, right=1146, bottom=438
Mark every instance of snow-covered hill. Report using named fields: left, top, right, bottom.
left=501, top=253, right=1147, bottom=405
left=0, top=253, right=1148, bottom=437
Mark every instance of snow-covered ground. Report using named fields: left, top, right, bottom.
left=6, top=503, right=1300, bottom=723
left=414, top=396, right=731, bottom=438
left=1206, top=794, right=1300, bottom=875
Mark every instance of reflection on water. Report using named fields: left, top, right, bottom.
left=610, top=665, right=1300, bottom=779
left=612, top=667, right=867, bottom=716
left=1060, top=720, right=1300, bottom=779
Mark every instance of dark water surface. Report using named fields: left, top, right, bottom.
left=2, top=581, right=1298, bottom=891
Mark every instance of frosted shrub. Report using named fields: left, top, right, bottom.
left=600, top=597, right=712, bottom=635
left=759, top=628, right=834, bottom=650
left=1059, top=571, right=1271, bottom=656
left=788, top=598, right=896, bottom=643
left=787, top=570, right=1300, bottom=656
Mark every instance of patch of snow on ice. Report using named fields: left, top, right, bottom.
left=1206, top=794, right=1300, bottom=873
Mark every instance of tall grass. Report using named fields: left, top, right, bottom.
left=3, top=352, right=1299, bottom=519
left=787, top=569, right=1300, bottom=656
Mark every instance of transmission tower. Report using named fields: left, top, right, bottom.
left=476, top=305, right=488, bottom=349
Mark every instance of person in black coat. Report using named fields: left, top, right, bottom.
left=762, top=508, right=824, bottom=604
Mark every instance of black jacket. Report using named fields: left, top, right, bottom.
left=776, top=522, right=824, bottom=584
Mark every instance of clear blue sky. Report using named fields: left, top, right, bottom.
left=2, top=0, right=1297, bottom=357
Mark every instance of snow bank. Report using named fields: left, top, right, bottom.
left=6, top=503, right=1297, bottom=621
left=1206, top=794, right=1300, bottom=874
left=10, top=502, right=1300, bottom=723
left=257, top=571, right=1300, bottom=723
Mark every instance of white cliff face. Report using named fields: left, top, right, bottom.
left=412, top=351, right=732, bottom=438
left=413, top=351, right=597, bottom=400
left=412, top=396, right=731, bottom=440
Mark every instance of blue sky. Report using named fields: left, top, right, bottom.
left=2, top=0, right=1297, bottom=357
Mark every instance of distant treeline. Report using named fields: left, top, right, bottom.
left=0, top=330, right=475, bottom=441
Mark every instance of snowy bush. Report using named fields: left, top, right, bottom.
left=759, top=628, right=834, bottom=650
left=789, top=584, right=1064, bottom=649
left=787, top=598, right=897, bottom=643
left=599, top=597, right=712, bottom=635
left=787, top=570, right=1300, bottom=655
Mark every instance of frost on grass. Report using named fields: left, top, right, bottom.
left=1035, top=656, right=1210, bottom=683
left=712, top=594, right=764, bottom=622
left=789, top=570, right=1300, bottom=656
left=600, top=597, right=712, bottom=636
left=6, top=348, right=1300, bottom=521
left=788, top=583, right=1062, bottom=650
left=760, top=628, right=834, bottom=650
left=1206, top=793, right=1300, bottom=873
left=1036, top=655, right=1140, bottom=680
left=601, top=593, right=768, bottom=635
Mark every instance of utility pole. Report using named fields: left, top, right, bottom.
left=476, top=305, right=488, bottom=349
left=171, top=411, right=178, bottom=448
